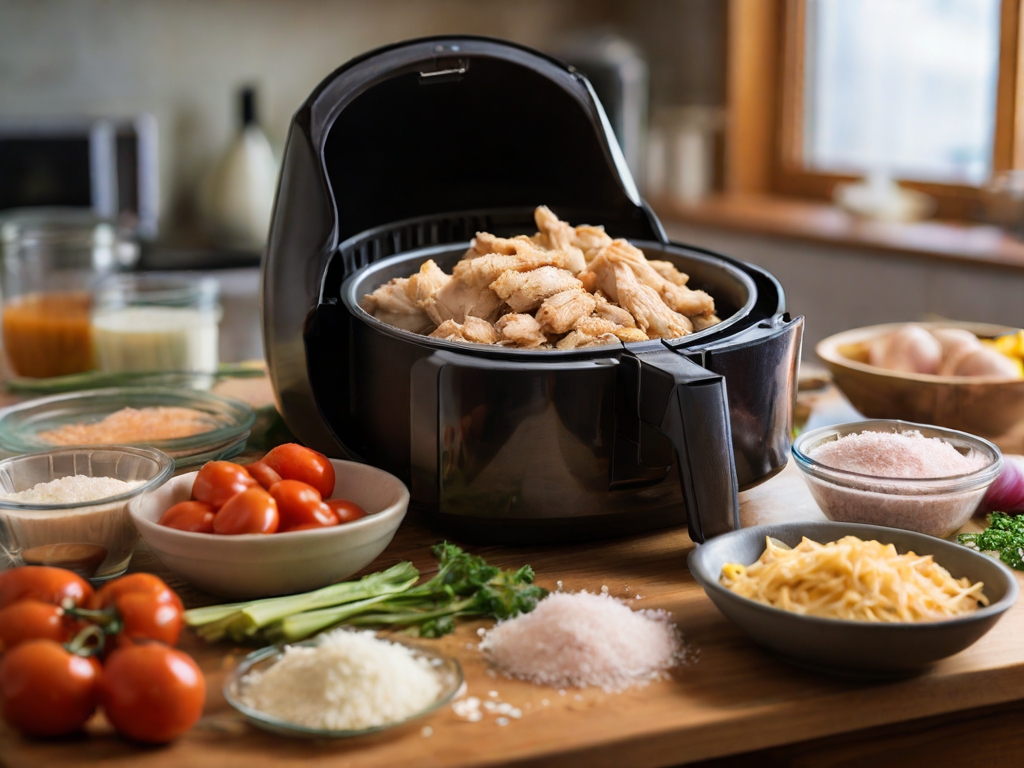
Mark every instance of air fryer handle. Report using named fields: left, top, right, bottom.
left=632, top=348, right=739, bottom=543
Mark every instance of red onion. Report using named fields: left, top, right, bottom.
left=978, top=455, right=1024, bottom=515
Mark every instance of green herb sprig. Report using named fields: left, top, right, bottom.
left=958, top=512, right=1024, bottom=570
left=183, top=542, right=546, bottom=644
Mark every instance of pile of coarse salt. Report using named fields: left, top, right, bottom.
left=478, top=591, right=684, bottom=693
left=236, top=628, right=442, bottom=731
left=809, top=430, right=987, bottom=478
left=0, top=475, right=141, bottom=504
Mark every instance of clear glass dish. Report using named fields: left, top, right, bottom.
left=0, top=445, right=174, bottom=579
left=0, top=387, right=255, bottom=468
left=223, top=635, right=464, bottom=739
left=792, top=419, right=1003, bottom=538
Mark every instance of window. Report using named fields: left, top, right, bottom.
left=803, top=0, right=1001, bottom=186
left=724, top=0, right=1024, bottom=219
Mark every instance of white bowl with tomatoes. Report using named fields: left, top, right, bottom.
left=128, top=445, right=409, bottom=599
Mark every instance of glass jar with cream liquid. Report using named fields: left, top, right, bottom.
left=92, top=274, right=221, bottom=374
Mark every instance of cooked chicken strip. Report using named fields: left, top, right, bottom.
left=490, top=266, right=582, bottom=313
left=467, top=233, right=539, bottom=258
left=611, top=262, right=691, bottom=339
left=362, top=277, right=434, bottom=333
left=533, top=206, right=587, bottom=274
left=556, top=330, right=620, bottom=350
left=592, top=292, right=637, bottom=328
left=535, top=289, right=597, bottom=335
left=648, top=260, right=689, bottom=286
left=424, top=278, right=504, bottom=325
left=573, top=225, right=612, bottom=262
left=406, top=259, right=450, bottom=305
left=602, top=240, right=714, bottom=317
left=691, top=314, right=722, bottom=332
left=495, top=313, right=546, bottom=348
left=574, top=315, right=649, bottom=343
left=453, top=248, right=563, bottom=286
left=429, top=316, right=499, bottom=345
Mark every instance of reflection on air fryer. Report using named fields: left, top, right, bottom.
left=361, top=206, right=721, bottom=349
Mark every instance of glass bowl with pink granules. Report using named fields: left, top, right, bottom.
left=792, top=420, right=1002, bottom=539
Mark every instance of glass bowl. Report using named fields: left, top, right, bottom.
left=0, top=387, right=255, bottom=468
left=223, top=634, right=464, bottom=738
left=792, top=420, right=1003, bottom=538
left=0, top=446, right=174, bottom=580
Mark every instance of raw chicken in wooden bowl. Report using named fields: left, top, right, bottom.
left=816, top=322, right=1024, bottom=450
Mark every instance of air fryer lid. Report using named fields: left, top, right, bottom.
left=306, top=36, right=662, bottom=245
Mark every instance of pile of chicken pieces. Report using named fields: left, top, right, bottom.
left=361, top=206, right=720, bottom=350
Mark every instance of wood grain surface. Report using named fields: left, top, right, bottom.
left=2, top=379, right=1023, bottom=768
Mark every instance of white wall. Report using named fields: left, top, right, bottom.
left=0, top=0, right=616, bottom=232
left=664, top=220, right=1024, bottom=358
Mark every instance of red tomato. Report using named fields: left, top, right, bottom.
left=326, top=498, right=369, bottom=524
left=100, top=644, right=206, bottom=744
left=261, top=444, right=336, bottom=498
left=191, top=461, right=256, bottom=508
left=0, top=566, right=93, bottom=610
left=90, top=573, right=182, bottom=612
left=0, top=600, right=75, bottom=652
left=0, top=640, right=99, bottom=737
left=112, top=592, right=183, bottom=648
left=159, top=500, right=216, bottom=533
left=213, top=487, right=279, bottom=535
left=245, top=460, right=282, bottom=489
left=268, top=480, right=338, bottom=531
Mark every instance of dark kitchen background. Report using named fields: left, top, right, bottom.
left=2, top=0, right=1021, bottom=365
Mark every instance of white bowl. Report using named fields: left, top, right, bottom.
left=129, top=459, right=409, bottom=599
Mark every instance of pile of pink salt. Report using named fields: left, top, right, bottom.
left=809, top=430, right=987, bottom=478
left=478, top=591, right=684, bottom=693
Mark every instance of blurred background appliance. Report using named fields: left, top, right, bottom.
left=0, top=116, right=159, bottom=240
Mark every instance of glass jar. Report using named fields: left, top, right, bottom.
left=0, top=209, right=138, bottom=378
left=92, top=273, right=222, bottom=374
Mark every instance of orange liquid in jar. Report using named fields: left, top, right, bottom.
left=2, top=292, right=95, bottom=378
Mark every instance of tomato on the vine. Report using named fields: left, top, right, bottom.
left=269, top=480, right=338, bottom=531
left=326, top=498, right=368, bottom=524
left=261, top=444, right=336, bottom=498
left=100, top=644, right=206, bottom=743
left=245, top=460, right=282, bottom=490
left=191, top=461, right=256, bottom=509
left=0, top=639, right=99, bottom=737
left=159, top=500, right=216, bottom=533
left=213, top=487, right=279, bottom=535
left=87, top=573, right=183, bottom=647
left=89, top=573, right=182, bottom=612
left=0, top=566, right=93, bottom=610
left=0, top=600, right=76, bottom=652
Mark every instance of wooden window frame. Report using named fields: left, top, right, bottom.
left=726, top=0, right=1024, bottom=220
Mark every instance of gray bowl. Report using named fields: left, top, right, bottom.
left=688, top=521, right=1018, bottom=676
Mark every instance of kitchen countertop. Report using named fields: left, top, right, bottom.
left=1, top=380, right=1023, bottom=767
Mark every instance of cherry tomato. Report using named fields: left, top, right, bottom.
left=100, top=643, right=205, bottom=744
left=0, top=640, right=99, bottom=737
left=245, top=460, right=282, bottom=489
left=191, top=461, right=256, bottom=509
left=0, top=566, right=93, bottom=610
left=213, top=487, right=279, bottom=535
left=112, top=592, right=183, bottom=647
left=90, top=573, right=182, bottom=612
left=0, top=600, right=75, bottom=652
left=159, top=500, right=216, bottom=533
left=326, top=498, right=369, bottom=524
left=268, top=480, right=338, bottom=531
left=261, top=444, right=336, bottom=498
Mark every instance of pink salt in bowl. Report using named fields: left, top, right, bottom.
left=791, top=420, right=1002, bottom=539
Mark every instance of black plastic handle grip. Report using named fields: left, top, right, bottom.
left=630, top=348, right=739, bottom=543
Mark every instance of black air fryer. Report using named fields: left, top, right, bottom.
left=261, top=37, right=803, bottom=544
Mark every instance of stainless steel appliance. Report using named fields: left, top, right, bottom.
left=262, top=37, right=803, bottom=543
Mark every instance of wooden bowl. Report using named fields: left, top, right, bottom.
left=816, top=322, right=1024, bottom=447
